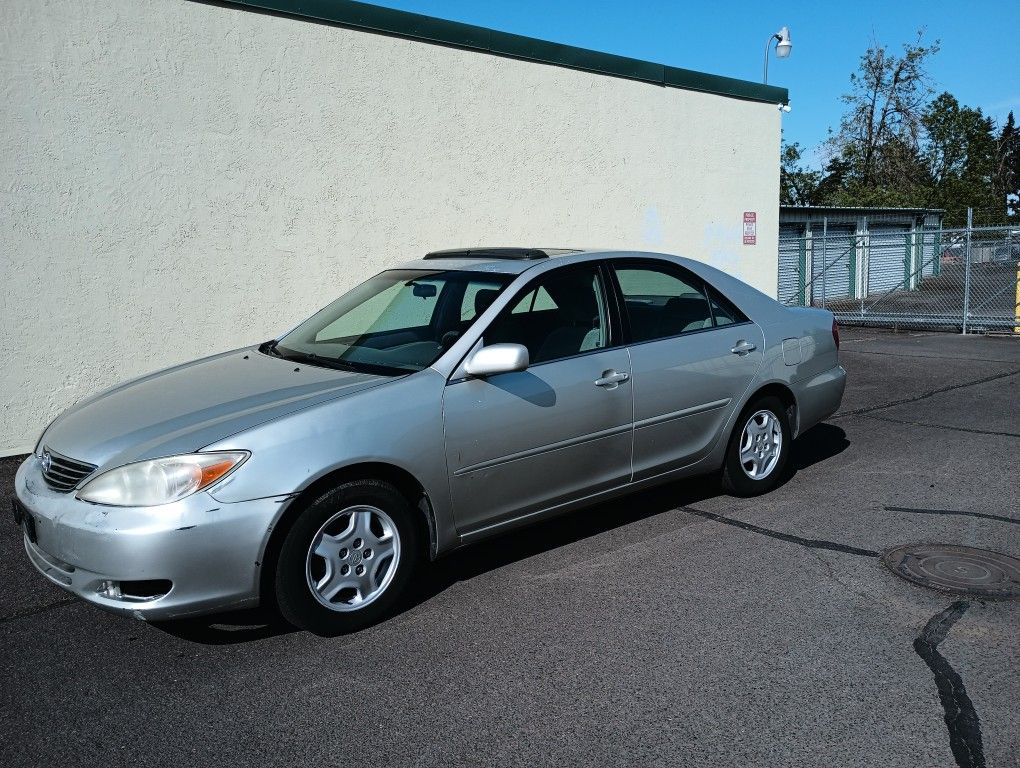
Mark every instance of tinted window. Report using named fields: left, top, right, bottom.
left=511, top=285, right=557, bottom=313
left=318, top=276, right=442, bottom=338
left=460, top=280, right=508, bottom=322
left=614, top=263, right=714, bottom=341
left=275, top=269, right=510, bottom=374
left=706, top=286, right=748, bottom=327
left=484, top=265, right=609, bottom=364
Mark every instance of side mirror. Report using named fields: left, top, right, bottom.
left=464, top=344, right=529, bottom=377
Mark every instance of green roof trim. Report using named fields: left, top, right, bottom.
left=214, top=0, right=789, bottom=105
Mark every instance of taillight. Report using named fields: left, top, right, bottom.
left=831, top=318, right=840, bottom=350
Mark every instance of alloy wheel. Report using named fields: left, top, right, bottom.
left=305, top=505, right=401, bottom=612
left=739, top=409, right=783, bottom=480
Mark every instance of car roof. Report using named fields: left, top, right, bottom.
left=396, top=247, right=787, bottom=322
left=401, top=247, right=746, bottom=275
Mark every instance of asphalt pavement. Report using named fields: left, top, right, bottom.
left=1, top=327, right=1018, bottom=768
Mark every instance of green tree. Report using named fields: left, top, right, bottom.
left=780, top=141, right=849, bottom=207
left=995, top=112, right=1020, bottom=219
left=816, top=33, right=1013, bottom=225
left=780, top=141, right=821, bottom=205
left=920, top=92, right=999, bottom=223
left=829, top=34, right=940, bottom=191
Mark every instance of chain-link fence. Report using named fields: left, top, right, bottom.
left=779, top=211, right=1020, bottom=334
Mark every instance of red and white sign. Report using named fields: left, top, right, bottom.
left=743, top=211, right=757, bottom=245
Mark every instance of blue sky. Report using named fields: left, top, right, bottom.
left=372, top=0, right=1019, bottom=169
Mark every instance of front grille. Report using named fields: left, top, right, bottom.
left=41, top=448, right=97, bottom=492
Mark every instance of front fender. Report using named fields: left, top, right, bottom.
left=201, top=368, right=456, bottom=550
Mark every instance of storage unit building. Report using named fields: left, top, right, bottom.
left=778, top=206, right=945, bottom=306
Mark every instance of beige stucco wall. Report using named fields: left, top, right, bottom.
left=0, top=0, right=781, bottom=456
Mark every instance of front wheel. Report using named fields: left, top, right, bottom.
left=275, top=479, right=421, bottom=635
left=721, top=396, right=791, bottom=497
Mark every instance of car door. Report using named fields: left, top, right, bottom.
left=610, top=259, right=764, bottom=481
left=443, top=262, right=633, bottom=533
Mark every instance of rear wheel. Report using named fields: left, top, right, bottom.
left=275, top=479, right=421, bottom=635
left=721, top=396, right=791, bottom=496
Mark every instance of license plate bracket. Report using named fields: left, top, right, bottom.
left=11, top=499, right=37, bottom=543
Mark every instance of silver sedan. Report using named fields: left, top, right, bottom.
left=14, top=248, right=846, bottom=633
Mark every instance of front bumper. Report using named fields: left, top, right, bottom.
left=13, top=455, right=289, bottom=620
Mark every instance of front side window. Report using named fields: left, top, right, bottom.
left=484, top=265, right=610, bottom=364
left=614, top=262, right=722, bottom=342
left=272, top=269, right=510, bottom=374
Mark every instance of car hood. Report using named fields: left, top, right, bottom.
left=40, top=349, right=392, bottom=470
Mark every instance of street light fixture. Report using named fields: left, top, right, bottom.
left=763, top=26, right=792, bottom=84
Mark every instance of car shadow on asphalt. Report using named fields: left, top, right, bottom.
left=152, top=606, right=299, bottom=645
left=402, top=423, right=850, bottom=614
left=787, top=422, right=851, bottom=475
left=153, top=423, right=849, bottom=644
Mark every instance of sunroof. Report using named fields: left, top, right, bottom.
left=423, top=247, right=579, bottom=261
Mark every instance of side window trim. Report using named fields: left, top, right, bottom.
left=704, top=283, right=751, bottom=326
left=704, top=280, right=719, bottom=328
left=603, top=260, right=632, bottom=346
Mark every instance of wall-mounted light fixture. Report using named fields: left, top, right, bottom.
left=764, top=26, right=792, bottom=84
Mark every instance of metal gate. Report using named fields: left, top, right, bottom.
left=779, top=214, right=1020, bottom=334
left=810, top=224, right=855, bottom=303
left=920, top=229, right=939, bottom=278
left=778, top=225, right=804, bottom=305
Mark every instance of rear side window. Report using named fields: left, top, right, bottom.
left=614, top=263, right=714, bottom=342
left=706, top=286, right=749, bottom=327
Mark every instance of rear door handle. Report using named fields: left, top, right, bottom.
left=731, top=340, right=757, bottom=356
left=595, top=370, right=630, bottom=388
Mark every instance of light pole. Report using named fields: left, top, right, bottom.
left=763, top=26, right=792, bottom=84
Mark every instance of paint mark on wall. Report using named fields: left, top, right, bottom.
left=642, top=207, right=663, bottom=246
left=703, top=222, right=748, bottom=281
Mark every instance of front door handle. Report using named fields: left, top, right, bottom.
left=595, top=370, right=630, bottom=388
left=731, top=340, right=757, bottom=356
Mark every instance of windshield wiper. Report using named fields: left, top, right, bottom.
left=314, top=356, right=409, bottom=377
left=264, top=345, right=407, bottom=377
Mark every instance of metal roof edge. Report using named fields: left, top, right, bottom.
left=780, top=205, right=946, bottom=214
left=206, top=0, right=789, bottom=105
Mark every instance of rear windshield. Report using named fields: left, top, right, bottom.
left=269, top=270, right=511, bottom=374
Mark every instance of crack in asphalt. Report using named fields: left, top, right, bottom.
left=680, top=506, right=879, bottom=558
left=885, top=505, right=1020, bottom=526
left=833, top=367, right=1020, bottom=418
left=683, top=505, right=992, bottom=768
left=0, top=596, right=77, bottom=626
left=914, top=601, right=986, bottom=768
left=808, top=549, right=886, bottom=606
left=866, top=415, right=1020, bottom=439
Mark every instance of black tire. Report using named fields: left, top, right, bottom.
left=721, top=395, right=791, bottom=497
left=275, top=479, right=421, bottom=635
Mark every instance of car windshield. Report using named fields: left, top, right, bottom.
left=268, top=269, right=512, bottom=375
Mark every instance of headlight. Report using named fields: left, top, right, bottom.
left=76, top=452, right=249, bottom=507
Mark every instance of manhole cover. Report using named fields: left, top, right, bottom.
left=882, top=544, right=1020, bottom=599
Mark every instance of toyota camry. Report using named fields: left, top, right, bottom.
left=13, top=248, right=846, bottom=634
